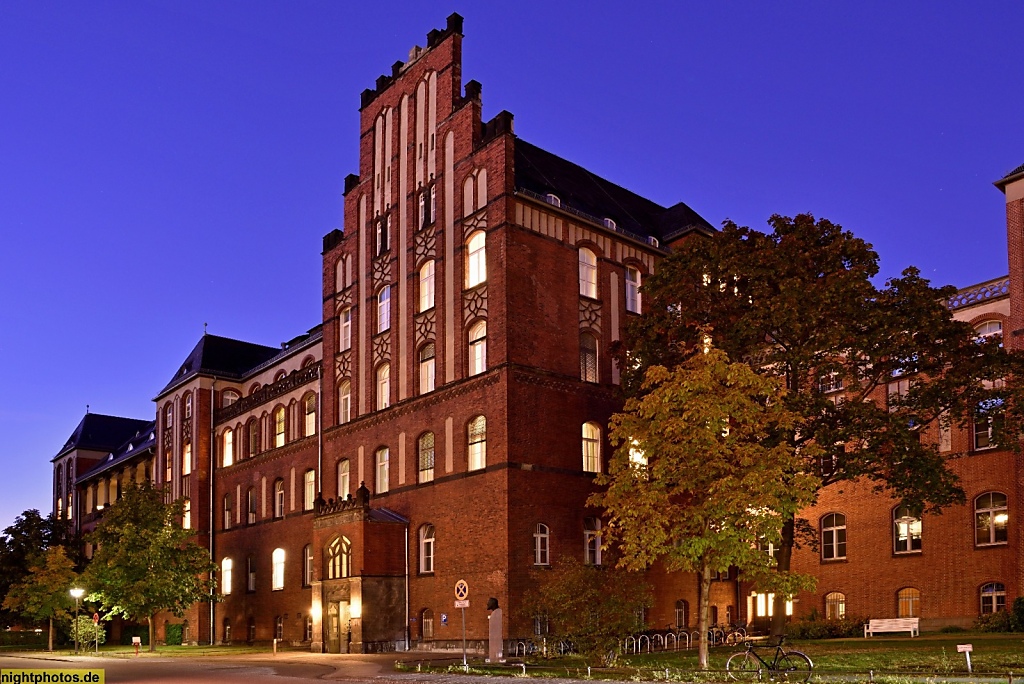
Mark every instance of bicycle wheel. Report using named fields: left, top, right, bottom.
left=776, top=651, right=812, bottom=682
left=726, top=652, right=762, bottom=681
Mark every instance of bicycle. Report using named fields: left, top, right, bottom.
left=726, top=635, right=813, bottom=682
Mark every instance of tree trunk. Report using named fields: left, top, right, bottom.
left=697, top=561, right=712, bottom=670
left=770, top=514, right=796, bottom=637
left=47, top=616, right=53, bottom=652
left=148, top=614, right=156, bottom=652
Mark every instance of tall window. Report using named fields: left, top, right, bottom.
left=534, top=523, right=550, bottom=566
left=466, top=231, right=486, bottom=287
left=274, top=616, right=283, bottom=640
left=223, top=494, right=232, bottom=530
left=582, top=422, right=601, bottom=473
left=975, top=492, right=1008, bottom=546
left=418, top=433, right=435, bottom=483
left=675, top=600, right=689, bottom=629
left=246, top=488, right=256, bottom=524
left=974, top=399, right=1001, bottom=450
left=376, top=447, right=390, bottom=493
left=273, top=407, right=285, bottom=448
left=326, top=536, right=351, bottom=579
left=304, top=394, right=317, bottom=437
left=420, top=524, right=435, bottom=573
left=182, top=443, right=192, bottom=476
left=981, top=582, right=1006, bottom=614
left=578, top=247, right=597, bottom=298
left=625, top=266, right=642, bottom=313
left=339, top=308, right=352, bottom=351
left=303, top=469, right=316, bottom=511
left=897, top=588, right=920, bottom=618
left=419, top=187, right=436, bottom=228
left=419, top=344, right=436, bottom=394
left=338, top=380, right=351, bottom=424
left=468, top=416, right=486, bottom=471
left=337, top=459, right=350, bottom=499
left=824, top=592, right=846, bottom=620
left=893, top=505, right=922, bottom=553
left=422, top=609, right=434, bottom=639
left=165, top=404, right=173, bottom=428
left=222, top=429, right=234, bottom=467
left=248, top=419, right=259, bottom=457
left=247, top=555, right=256, bottom=592
left=375, top=215, right=390, bottom=255
left=377, top=287, right=391, bottom=334
left=580, top=333, right=598, bottom=383
left=184, top=393, right=193, bottom=419
left=271, top=548, right=285, bottom=590
left=182, top=499, right=191, bottom=529
left=273, top=479, right=285, bottom=519
left=584, top=517, right=602, bottom=565
left=221, top=558, right=233, bottom=595
left=821, top=513, right=847, bottom=560
left=419, top=261, right=435, bottom=312
left=468, top=321, right=487, bottom=376
left=376, top=364, right=390, bottom=410
left=303, top=544, right=313, bottom=586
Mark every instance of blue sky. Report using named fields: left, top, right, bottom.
left=1, top=1, right=1022, bottom=528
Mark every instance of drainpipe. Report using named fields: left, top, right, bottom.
left=210, top=380, right=216, bottom=646
left=405, top=522, right=410, bottom=651
left=317, top=364, right=323, bottom=494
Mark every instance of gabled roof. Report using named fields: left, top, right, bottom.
left=513, top=138, right=714, bottom=242
left=158, top=334, right=281, bottom=397
left=77, top=420, right=157, bottom=482
left=995, top=162, right=1024, bottom=191
left=54, top=413, right=152, bottom=462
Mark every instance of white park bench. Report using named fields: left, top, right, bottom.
left=864, top=617, right=919, bottom=638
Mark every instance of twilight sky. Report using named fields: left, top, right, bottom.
left=1, top=2, right=1022, bottom=528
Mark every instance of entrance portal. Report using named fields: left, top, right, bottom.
left=326, top=601, right=351, bottom=653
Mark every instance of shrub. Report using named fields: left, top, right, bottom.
left=69, top=616, right=106, bottom=648
left=787, top=614, right=867, bottom=639
left=938, top=625, right=966, bottom=633
left=119, top=625, right=149, bottom=646
left=165, top=623, right=183, bottom=646
left=974, top=610, right=1012, bottom=633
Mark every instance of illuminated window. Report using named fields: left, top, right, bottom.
left=325, top=536, right=351, bottom=579
left=221, top=558, right=233, bottom=595
left=468, top=321, right=487, bottom=376
left=975, top=492, right=1008, bottom=546
left=897, top=588, right=920, bottom=618
left=222, top=494, right=232, bottom=530
left=223, top=390, right=240, bottom=407
left=376, top=364, right=390, bottom=410
left=419, top=344, right=435, bottom=394
left=584, top=517, right=602, bottom=565
left=182, top=442, right=192, bottom=476
left=303, top=469, right=316, bottom=511
left=271, top=548, right=285, bottom=590
left=377, top=287, right=391, bottom=334
left=338, top=380, right=351, bottom=424
left=466, top=231, right=486, bottom=287
left=578, top=247, right=597, bottom=298
left=468, top=416, right=486, bottom=471
left=821, top=513, right=847, bottom=560
left=976, top=320, right=1003, bottom=344
left=304, top=393, right=317, bottom=437
left=824, top=592, right=846, bottom=620
left=337, top=459, right=350, bottom=499
left=182, top=499, right=191, bottom=529
left=418, top=433, right=435, bottom=483
left=893, top=505, right=922, bottom=554
left=339, top=308, right=352, bottom=351
left=419, top=261, right=435, bottom=312
left=376, top=447, right=390, bottom=493
left=981, top=582, right=1006, bottom=614
left=582, top=422, right=601, bottom=473
left=303, top=544, right=313, bottom=586
left=419, top=524, right=435, bottom=573
left=534, top=523, right=549, bottom=566
left=273, top=479, right=284, bottom=519
left=626, top=266, right=642, bottom=313
left=273, top=407, right=285, bottom=448
left=222, top=429, right=234, bottom=467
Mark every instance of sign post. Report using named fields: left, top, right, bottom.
left=93, top=613, right=99, bottom=654
left=957, top=644, right=973, bottom=673
left=454, top=579, right=470, bottom=667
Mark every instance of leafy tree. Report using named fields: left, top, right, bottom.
left=522, top=555, right=652, bottom=666
left=84, top=481, right=217, bottom=651
left=618, top=214, right=1024, bottom=634
left=3, top=546, right=79, bottom=651
left=591, top=347, right=819, bottom=668
left=0, top=510, right=80, bottom=628
left=70, top=615, right=107, bottom=649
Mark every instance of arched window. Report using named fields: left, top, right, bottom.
left=247, top=419, right=260, bottom=457
left=824, top=592, right=846, bottom=620
left=184, top=393, right=193, bottom=419
left=271, top=548, right=285, bottom=590
left=165, top=403, right=173, bottom=428
left=981, top=582, right=1006, bottom=614
left=377, top=287, right=391, bottom=334
left=976, top=320, right=1003, bottom=342
left=893, top=505, right=922, bottom=553
left=626, top=266, right=642, bottom=313
left=419, top=261, right=435, bottom=312
left=975, top=492, right=1008, bottom=546
left=222, top=494, right=232, bottom=530
left=274, top=370, right=287, bottom=383
left=273, top=479, right=285, bottom=519
left=376, top=447, right=390, bottom=493
left=376, top=364, right=390, bottom=410
left=303, top=544, right=313, bottom=586
left=468, top=416, right=486, bottom=471
left=273, top=407, right=286, bottom=448
left=223, top=390, right=240, bottom=407
left=325, top=536, right=351, bottom=579
left=534, top=523, right=549, bottom=566
left=897, top=588, right=920, bottom=618
left=675, top=599, right=689, bottom=629
left=418, top=433, right=435, bottom=483
left=584, top=517, right=602, bottom=565
left=246, top=488, right=256, bottom=524
left=338, top=308, right=352, bottom=351
left=338, top=380, right=352, bottom=424
left=182, top=499, right=191, bottom=529
left=580, top=333, right=598, bottom=383
left=468, top=321, right=487, bottom=376
left=303, top=469, right=316, bottom=511
left=578, top=247, right=597, bottom=298
left=466, top=231, right=487, bottom=288
left=221, top=558, right=233, bottom=595
left=821, top=513, right=847, bottom=560
left=222, top=429, right=234, bottom=467
left=337, top=459, right=350, bottom=499
left=304, top=393, right=317, bottom=437
left=419, top=524, right=435, bottom=574
left=246, top=555, right=256, bottom=592
left=419, top=344, right=436, bottom=394
left=582, top=422, right=601, bottom=473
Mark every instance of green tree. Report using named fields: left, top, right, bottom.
left=84, top=481, right=217, bottom=651
left=591, top=347, right=819, bottom=668
left=522, top=556, right=652, bottom=666
left=619, top=214, right=1024, bottom=634
left=0, top=510, right=81, bottom=628
left=3, top=546, right=79, bottom=651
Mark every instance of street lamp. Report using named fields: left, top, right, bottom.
left=69, top=588, right=84, bottom=654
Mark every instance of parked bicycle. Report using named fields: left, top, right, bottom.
left=726, top=635, right=813, bottom=682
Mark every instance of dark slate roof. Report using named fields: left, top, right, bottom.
left=77, top=420, right=157, bottom=481
left=996, top=162, right=1024, bottom=189
left=369, top=508, right=409, bottom=524
left=158, top=334, right=281, bottom=396
left=513, top=138, right=714, bottom=243
left=54, top=413, right=152, bottom=462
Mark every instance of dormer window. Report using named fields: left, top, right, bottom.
left=545, top=193, right=561, bottom=208
left=603, top=218, right=617, bottom=231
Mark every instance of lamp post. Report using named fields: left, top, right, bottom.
left=69, top=588, right=84, bottom=654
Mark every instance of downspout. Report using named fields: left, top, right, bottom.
left=405, top=522, right=410, bottom=652
left=209, top=380, right=216, bottom=646
left=317, top=364, right=323, bottom=495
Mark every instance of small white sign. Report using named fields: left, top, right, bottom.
left=957, top=644, right=973, bottom=653
left=455, top=599, right=470, bottom=608
left=132, top=637, right=141, bottom=645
